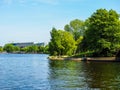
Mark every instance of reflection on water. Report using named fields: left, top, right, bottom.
left=83, top=62, right=120, bottom=89
left=0, top=54, right=120, bottom=89
left=48, top=60, right=120, bottom=89
left=48, top=60, right=87, bottom=90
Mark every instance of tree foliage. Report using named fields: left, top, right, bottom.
left=82, top=9, right=120, bottom=56
left=3, top=44, right=15, bottom=53
left=64, top=19, right=85, bottom=53
left=3, top=44, right=48, bottom=54
left=49, top=28, right=76, bottom=56
left=0, top=46, right=3, bottom=52
left=26, top=45, right=38, bottom=53
left=64, top=19, right=85, bottom=41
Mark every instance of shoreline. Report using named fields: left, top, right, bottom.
left=0, top=52, right=47, bottom=54
left=48, top=56, right=120, bottom=62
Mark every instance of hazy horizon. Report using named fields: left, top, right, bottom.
left=0, top=0, right=120, bottom=46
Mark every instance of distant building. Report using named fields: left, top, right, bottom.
left=12, top=42, right=34, bottom=48
left=35, top=42, right=45, bottom=46
left=11, top=42, right=45, bottom=48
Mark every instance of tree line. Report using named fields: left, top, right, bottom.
left=0, top=44, right=49, bottom=54
left=48, top=9, right=120, bottom=57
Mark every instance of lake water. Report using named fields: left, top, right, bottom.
left=0, top=54, right=120, bottom=90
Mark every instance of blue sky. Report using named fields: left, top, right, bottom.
left=0, top=0, right=120, bottom=46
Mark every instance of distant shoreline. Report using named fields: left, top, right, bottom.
left=0, top=52, right=47, bottom=54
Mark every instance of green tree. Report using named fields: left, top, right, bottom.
left=0, top=46, right=3, bottom=52
left=64, top=19, right=85, bottom=41
left=14, top=46, right=20, bottom=52
left=49, top=28, right=76, bottom=56
left=3, top=44, right=15, bottom=53
left=44, top=45, right=49, bottom=54
left=82, top=9, right=120, bottom=56
left=64, top=19, right=85, bottom=53
left=49, top=28, right=61, bottom=55
left=20, top=47, right=28, bottom=53
left=37, top=46, right=45, bottom=53
left=26, top=45, right=38, bottom=53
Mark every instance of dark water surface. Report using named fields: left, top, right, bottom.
left=0, top=54, right=120, bottom=90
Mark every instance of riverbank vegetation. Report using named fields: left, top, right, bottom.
left=0, top=44, right=49, bottom=54
left=49, top=8, right=120, bottom=57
